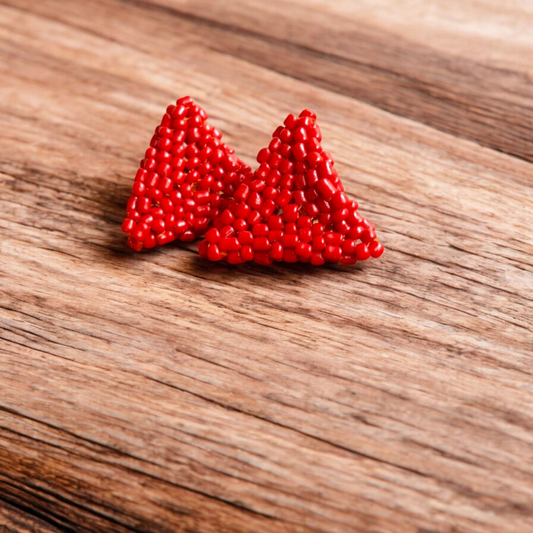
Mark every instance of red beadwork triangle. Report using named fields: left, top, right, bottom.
left=198, top=109, right=384, bottom=265
left=122, top=96, right=252, bottom=251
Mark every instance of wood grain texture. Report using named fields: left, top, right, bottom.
left=1, top=0, right=532, bottom=532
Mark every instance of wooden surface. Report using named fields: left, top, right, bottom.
left=1, top=0, right=533, bottom=531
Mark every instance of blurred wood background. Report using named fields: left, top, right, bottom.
left=1, top=0, right=532, bottom=531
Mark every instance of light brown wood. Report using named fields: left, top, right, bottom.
left=1, top=1, right=532, bottom=532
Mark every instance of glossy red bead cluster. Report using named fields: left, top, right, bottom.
left=121, top=96, right=252, bottom=251
left=122, top=98, right=384, bottom=266
left=199, top=110, right=383, bottom=265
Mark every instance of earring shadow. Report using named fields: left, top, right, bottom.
left=89, top=171, right=366, bottom=279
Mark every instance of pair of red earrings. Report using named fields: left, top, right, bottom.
left=121, top=96, right=384, bottom=266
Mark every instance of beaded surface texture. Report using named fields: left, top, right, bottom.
left=122, top=97, right=384, bottom=265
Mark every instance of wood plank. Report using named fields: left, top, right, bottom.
left=0, top=0, right=532, bottom=532
left=131, top=0, right=533, bottom=162
left=0, top=501, right=65, bottom=533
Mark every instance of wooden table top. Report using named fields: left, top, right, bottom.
left=1, top=1, right=532, bottom=532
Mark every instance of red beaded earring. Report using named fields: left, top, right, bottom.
left=121, top=96, right=252, bottom=251
left=198, top=109, right=384, bottom=266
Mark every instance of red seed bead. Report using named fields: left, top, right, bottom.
left=137, top=197, right=151, bottom=213
left=296, top=243, right=312, bottom=259
left=347, top=211, right=363, bottom=227
left=155, top=229, right=174, bottom=245
left=316, top=177, right=337, bottom=201
left=332, top=208, right=349, bottom=223
left=194, top=190, right=210, bottom=205
left=298, top=228, right=312, bottom=243
left=132, top=181, right=146, bottom=196
left=341, top=255, right=358, bottom=265
left=180, top=230, right=196, bottom=242
left=312, top=236, right=326, bottom=251
left=253, top=237, right=271, bottom=252
left=347, top=226, right=364, bottom=240
left=257, top=148, right=270, bottom=163
left=267, top=215, right=284, bottom=230
left=283, top=204, right=299, bottom=222
left=279, top=143, right=292, bottom=158
left=360, top=227, right=377, bottom=244
left=198, top=239, right=209, bottom=257
left=310, top=252, right=325, bottom=266
left=255, top=252, right=273, bottom=265
left=151, top=218, right=165, bottom=234
left=355, top=242, right=371, bottom=260
left=141, top=214, right=154, bottom=226
left=241, top=245, right=254, bottom=261
left=219, top=237, right=241, bottom=252
left=279, top=159, right=294, bottom=175
left=227, top=251, right=243, bottom=264
left=127, top=237, right=143, bottom=251
left=222, top=154, right=239, bottom=172
left=276, top=189, right=292, bottom=207
left=324, top=245, right=342, bottom=262
left=235, top=202, right=251, bottom=219
left=146, top=188, right=162, bottom=204
left=260, top=199, right=276, bottom=218
left=311, top=223, right=325, bottom=237
left=334, top=220, right=351, bottom=234
left=205, top=228, right=221, bottom=243
left=194, top=205, right=210, bottom=218
left=284, top=223, right=298, bottom=234
left=144, top=234, right=157, bottom=249
left=299, top=109, right=317, bottom=120
left=292, top=143, right=307, bottom=162
left=324, top=232, right=344, bottom=246
left=283, top=249, right=298, bottom=263
left=305, top=187, right=320, bottom=203
left=331, top=191, right=349, bottom=210
left=266, top=169, right=281, bottom=187
left=318, top=213, right=332, bottom=226
left=269, top=230, right=284, bottom=242
left=250, top=179, right=266, bottom=192
left=207, top=244, right=223, bottom=261
left=297, top=216, right=312, bottom=228
left=234, top=184, right=250, bottom=203
left=342, top=240, right=357, bottom=255
left=272, top=125, right=284, bottom=138
left=307, top=151, right=322, bottom=168
left=284, top=114, right=298, bottom=130
left=280, top=174, right=294, bottom=190
left=219, top=209, right=235, bottom=226
left=220, top=225, right=235, bottom=238
left=281, top=233, right=299, bottom=248
left=174, top=220, right=188, bottom=234
left=193, top=217, right=210, bottom=234
left=316, top=198, right=331, bottom=212
left=252, top=224, right=269, bottom=237
left=268, top=153, right=282, bottom=169
left=238, top=231, right=254, bottom=245
left=263, top=186, right=278, bottom=200
left=248, top=210, right=262, bottom=225
left=126, top=197, right=137, bottom=212
left=248, top=191, right=263, bottom=209
left=269, top=138, right=282, bottom=152
left=135, top=168, right=148, bottom=182
left=305, top=203, right=320, bottom=216
left=293, top=190, right=306, bottom=205
left=293, top=127, right=308, bottom=143
left=270, top=242, right=284, bottom=261
left=368, top=240, right=384, bottom=258
left=121, top=219, right=135, bottom=233
left=233, top=218, right=248, bottom=232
